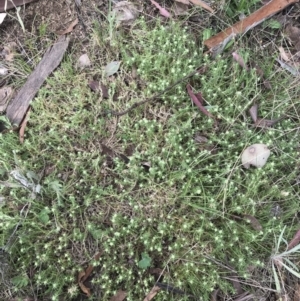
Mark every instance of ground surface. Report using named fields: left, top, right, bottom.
left=1, top=0, right=300, bottom=301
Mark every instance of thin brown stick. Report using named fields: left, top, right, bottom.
left=204, top=0, right=299, bottom=52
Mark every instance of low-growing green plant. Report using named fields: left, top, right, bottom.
left=0, top=14, right=300, bottom=301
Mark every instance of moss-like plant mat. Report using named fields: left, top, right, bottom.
left=1, top=16, right=300, bottom=301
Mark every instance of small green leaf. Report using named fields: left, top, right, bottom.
left=105, top=61, right=121, bottom=77
left=90, top=229, right=102, bottom=239
left=202, top=28, right=213, bottom=41
left=11, top=274, right=29, bottom=288
left=138, top=253, right=152, bottom=269
left=39, top=208, right=50, bottom=224
left=265, top=19, right=281, bottom=29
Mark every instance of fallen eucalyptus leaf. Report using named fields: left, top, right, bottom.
left=249, top=104, right=258, bottom=122
left=241, top=144, right=270, bottom=169
left=105, top=61, right=121, bottom=77
left=149, top=0, right=172, bottom=18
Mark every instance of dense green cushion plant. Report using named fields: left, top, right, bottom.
left=0, top=16, right=299, bottom=301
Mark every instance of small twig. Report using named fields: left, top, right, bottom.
left=106, top=68, right=202, bottom=117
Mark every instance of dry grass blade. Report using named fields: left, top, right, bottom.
left=143, top=285, right=161, bottom=301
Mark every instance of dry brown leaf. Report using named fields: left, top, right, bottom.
left=249, top=104, right=258, bottom=122
left=82, top=251, right=102, bottom=282
left=287, top=229, right=300, bottom=251
left=88, top=80, right=109, bottom=98
left=77, top=252, right=102, bottom=297
left=254, top=118, right=282, bottom=128
left=278, top=46, right=290, bottom=61
left=175, top=0, right=189, bottom=4
left=143, top=286, right=161, bottom=301
left=109, top=290, right=127, bottom=301
left=285, top=24, right=300, bottom=44
left=113, top=1, right=140, bottom=25
left=149, top=0, right=172, bottom=18
left=243, top=214, right=262, bottom=231
left=186, top=84, right=215, bottom=119
left=77, top=270, right=85, bottom=283
left=78, top=281, right=91, bottom=297
left=19, top=108, right=30, bottom=144
left=78, top=270, right=91, bottom=297
left=172, top=1, right=189, bottom=15
left=189, top=0, right=214, bottom=13
left=56, top=18, right=78, bottom=35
